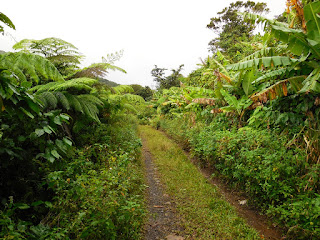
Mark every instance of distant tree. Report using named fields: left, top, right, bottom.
left=130, top=84, right=153, bottom=100
left=207, top=1, right=269, bottom=62
left=152, top=64, right=184, bottom=90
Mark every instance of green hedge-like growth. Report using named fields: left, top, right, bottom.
left=159, top=117, right=320, bottom=239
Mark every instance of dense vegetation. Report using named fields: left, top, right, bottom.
left=2, top=0, right=320, bottom=239
left=0, top=15, right=146, bottom=238
left=143, top=1, right=320, bottom=239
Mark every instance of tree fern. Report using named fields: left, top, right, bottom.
left=13, top=38, right=83, bottom=76
left=68, top=62, right=126, bottom=80
left=122, top=94, right=145, bottom=103
left=35, top=91, right=58, bottom=109
left=112, top=85, right=134, bottom=94
left=0, top=12, right=15, bottom=33
left=30, top=78, right=97, bottom=93
left=0, top=52, right=64, bottom=84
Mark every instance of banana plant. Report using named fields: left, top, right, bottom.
left=227, top=1, right=320, bottom=104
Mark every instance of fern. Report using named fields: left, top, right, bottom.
left=30, top=78, right=98, bottom=93
left=0, top=12, right=15, bottom=33
left=0, top=52, right=64, bottom=84
left=112, top=85, right=134, bottom=94
left=68, top=62, right=126, bottom=80
left=13, top=38, right=81, bottom=59
left=35, top=91, right=58, bottom=109
left=13, top=38, right=83, bottom=76
left=122, top=94, right=145, bottom=103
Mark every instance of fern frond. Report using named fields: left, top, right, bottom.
left=78, top=95, right=101, bottom=122
left=64, top=93, right=83, bottom=113
left=0, top=52, right=63, bottom=84
left=0, top=12, right=15, bottom=32
left=35, top=91, right=58, bottom=109
left=53, top=91, right=70, bottom=110
left=122, top=94, right=145, bottom=103
left=122, top=103, right=138, bottom=113
left=30, top=78, right=97, bottom=93
left=112, top=85, right=134, bottom=94
left=13, top=38, right=80, bottom=57
left=68, top=62, right=126, bottom=80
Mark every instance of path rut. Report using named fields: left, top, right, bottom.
left=143, top=138, right=185, bottom=240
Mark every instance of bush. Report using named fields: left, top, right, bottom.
left=158, top=116, right=320, bottom=239
left=0, top=118, right=145, bottom=240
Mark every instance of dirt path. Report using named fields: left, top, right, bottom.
left=142, top=138, right=185, bottom=240
left=142, top=128, right=283, bottom=240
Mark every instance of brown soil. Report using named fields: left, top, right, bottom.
left=142, top=137, right=185, bottom=240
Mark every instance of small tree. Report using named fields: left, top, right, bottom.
left=207, top=1, right=269, bottom=62
left=151, top=64, right=184, bottom=90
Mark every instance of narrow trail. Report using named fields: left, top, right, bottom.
left=141, top=126, right=283, bottom=240
left=142, top=137, right=185, bottom=240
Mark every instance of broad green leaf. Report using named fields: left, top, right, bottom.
left=304, top=1, right=320, bottom=42
left=35, top=129, right=45, bottom=137
left=20, top=107, right=34, bottom=119
left=51, top=149, right=61, bottom=159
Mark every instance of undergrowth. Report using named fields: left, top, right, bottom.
left=157, top=116, right=320, bottom=239
left=0, top=115, right=145, bottom=239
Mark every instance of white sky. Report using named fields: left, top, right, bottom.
left=1, top=0, right=286, bottom=88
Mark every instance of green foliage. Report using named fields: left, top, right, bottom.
left=130, top=84, right=153, bottom=101
left=0, top=52, right=64, bottom=84
left=0, top=12, right=15, bottom=34
left=1, top=121, right=145, bottom=239
left=30, top=78, right=98, bottom=93
left=157, top=116, right=320, bottom=238
left=151, top=64, right=184, bottom=90
left=69, top=62, right=126, bottom=80
left=13, top=38, right=83, bottom=77
left=207, top=1, right=269, bottom=62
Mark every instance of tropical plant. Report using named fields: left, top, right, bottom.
left=227, top=1, right=320, bottom=104
left=13, top=38, right=83, bottom=76
left=0, top=12, right=15, bottom=34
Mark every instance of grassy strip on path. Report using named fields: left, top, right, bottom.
left=139, top=125, right=261, bottom=240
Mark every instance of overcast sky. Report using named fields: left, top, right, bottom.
left=1, top=0, right=286, bottom=88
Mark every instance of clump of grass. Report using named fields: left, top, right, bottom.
left=139, top=125, right=260, bottom=240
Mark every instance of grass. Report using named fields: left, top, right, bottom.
left=139, top=125, right=261, bottom=240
